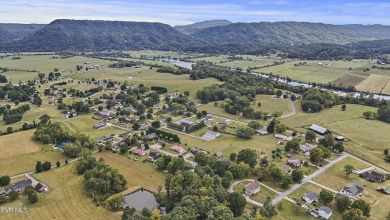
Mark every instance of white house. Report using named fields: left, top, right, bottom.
left=311, top=206, right=332, bottom=220
left=302, top=192, right=319, bottom=204
left=203, top=130, right=220, bottom=139
left=245, top=181, right=261, bottom=195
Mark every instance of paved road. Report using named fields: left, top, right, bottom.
left=346, top=153, right=390, bottom=174
left=272, top=152, right=348, bottom=205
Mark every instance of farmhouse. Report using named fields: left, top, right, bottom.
left=180, top=119, right=194, bottom=127
left=311, top=206, right=333, bottom=220
left=280, top=165, right=292, bottom=174
left=359, top=171, right=386, bottom=182
left=309, top=124, right=331, bottom=135
left=203, top=130, right=220, bottom=139
left=339, top=182, right=364, bottom=198
left=171, top=145, right=186, bottom=154
left=34, top=183, right=49, bottom=192
left=0, top=179, right=32, bottom=195
left=244, top=181, right=261, bottom=195
left=288, top=158, right=303, bottom=168
left=302, top=192, right=319, bottom=204
left=93, top=122, right=107, bottom=129
left=133, top=149, right=150, bottom=156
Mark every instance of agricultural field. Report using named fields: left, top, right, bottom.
left=314, top=157, right=390, bottom=220
left=190, top=56, right=232, bottom=63
left=0, top=130, right=66, bottom=176
left=331, top=74, right=366, bottom=87
left=355, top=74, right=390, bottom=94
left=126, top=50, right=198, bottom=59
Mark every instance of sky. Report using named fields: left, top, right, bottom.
left=1, top=0, right=390, bottom=26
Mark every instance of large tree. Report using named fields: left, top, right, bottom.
left=207, top=204, right=235, bottom=220
left=305, top=130, right=316, bottom=142
left=344, top=164, right=355, bottom=177
left=319, top=189, right=333, bottom=205
left=336, top=195, right=351, bottom=212
left=236, top=149, right=258, bottom=168
left=343, top=208, right=367, bottom=220
left=352, top=199, right=371, bottom=217
left=0, top=176, right=10, bottom=186
left=227, top=192, right=247, bottom=217
left=310, top=148, right=324, bottom=164
left=291, top=169, right=304, bottom=183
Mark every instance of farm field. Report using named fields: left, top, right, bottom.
left=190, top=56, right=232, bottom=63
left=331, top=74, right=366, bottom=87
left=0, top=129, right=66, bottom=176
left=217, top=60, right=275, bottom=69
left=197, top=94, right=293, bottom=122
left=126, top=50, right=197, bottom=59
left=355, top=74, right=390, bottom=94
left=314, top=157, right=390, bottom=220
left=281, top=103, right=390, bottom=170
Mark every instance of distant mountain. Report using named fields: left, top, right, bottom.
left=0, top=23, right=46, bottom=43
left=191, top=22, right=390, bottom=45
left=0, top=19, right=201, bottom=52
left=175, top=20, right=232, bottom=35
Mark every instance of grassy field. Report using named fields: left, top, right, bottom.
left=355, top=74, right=390, bottom=94
left=332, top=74, right=366, bottom=86
left=126, top=50, right=196, bottom=59
left=0, top=130, right=67, bottom=176
left=197, top=95, right=292, bottom=122
left=190, top=56, right=232, bottom=63
left=314, top=157, right=390, bottom=220
left=281, top=103, right=390, bottom=170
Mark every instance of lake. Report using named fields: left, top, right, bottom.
left=124, top=189, right=159, bottom=211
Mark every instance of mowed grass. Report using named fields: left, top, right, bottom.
left=282, top=103, right=390, bottom=170
left=314, top=157, right=390, bottom=220
left=197, top=95, right=292, bottom=122
left=0, top=55, right=114, bottom=74
left=68, top=66, right=222, bottom=99
left=0, top=130, right=66, bottom=176
left=355, top=74, right=390, bottom=94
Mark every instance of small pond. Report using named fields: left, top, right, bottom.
left=55, top=138, right=74, bottom=149
left=124, top=189, right=159, bottom=211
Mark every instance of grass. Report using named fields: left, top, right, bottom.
left=250, top=187, right=278, bottom=204
left=281, top=103, right=390, bottom=171
left=355, top=74, right=390, bottom=94
left=314, top=157, right=390, bottom=220
left=331, top=74, right=366, bottom=87
left=0, top=129, right=67, bottom=176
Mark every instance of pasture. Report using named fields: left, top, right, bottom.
left=355, top=74, right=390, bottom=94
left=0, top=130, right=66, bottom=176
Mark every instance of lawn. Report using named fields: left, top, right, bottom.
left=250, top=187, right=278, bottom=204
left=0, top=129, right=67, bottom=176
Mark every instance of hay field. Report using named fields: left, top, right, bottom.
left=355, top=74, right=390, bottom=94
left=0, top=130, right=41, bottom=159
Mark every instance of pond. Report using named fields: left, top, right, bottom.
left=124, top=189, right=159, bottom=211
left=55, top=138, right=74, bottom=149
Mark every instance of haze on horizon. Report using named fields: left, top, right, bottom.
left=0, top=0, right=390, bottom=26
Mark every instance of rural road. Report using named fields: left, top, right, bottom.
left=272, top=152, right=348, bottom=205
left=278, top=100, right=297, bottom=119
left=149, top=144, right=198, bottom=168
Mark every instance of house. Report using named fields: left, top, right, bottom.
left=133, top=148, right=150, bottom=156
left=309, top=124, right=331, bottom=135
left=34, top=183, right=49, bottom=192
left=244, top=181, right=261, bottom=195
left=203, top=130, right=220, bottom=139
left=204, top=115, right=213, bottom=120
left=214, top=151, right=223, bottom=159
left=311, top=206, right=333, bottom=220
left=359, top=171, right=386, bottom=182
left=288, top=158, right=303, bottom=168
left=335, top=136, right=345, bottom=141
left=148, top=152, right=162, bottom=163
left=256, top=130, right=269, bottom=135
left=340, top=182, right=365, bottom=198
left=300, top=143, right=317, bottom=156
left=302, top=192, right=319, bottom=204
left=171, top=145, right=186, bottom=154
left=219, top=119, right=230, bottom=125
left=280, top=165, right=292, bottom=174
left=140, top=124, right=149, bottom=131
left=1, top=179, right=32, bottom=195
left=146, top=133, right=158, bottom=140
left=180, top=119, right=194, bottom=127
left=190, top=148, right=199, bottom=156
left=119, top=131, right=132, bottom=138
left=93, top=122, right=107, bottom=129
left=376, top=186, right=390, bottom=195
left=275, top=134, right=293, bottom=141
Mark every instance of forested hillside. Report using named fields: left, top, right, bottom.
left=175, top=20, right=232, bottom=35
left=0, top=23, right=45, bottom=43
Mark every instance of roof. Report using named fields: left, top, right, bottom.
left=3, top=179, right=32, bottom=192
left=180, top=119, right=193, bottom=125
left=344, top=182, right=364, bottom=195
left=214, top=151, right=223, bottom=158
left=245, top=181, right=261, bottom=191
left=303, top=192, right=319, bottom=201
left=319, top=206, right=332, bottom=215
left=376, top=186, right=390, bottom=194
left=171, top=145, right=184, bottom=151
left=205, top=130, right=220, bottom=137
left=310, top=124, right=329, bottom=134
left=280, top=165, right=292, bottom=173
left=147, top=133, right=158, bottom=139
left=34, top=183, right=46, bottom=191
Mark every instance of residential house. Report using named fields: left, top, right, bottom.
left=1, top=179, right=32, bottom=195
left=140, top=123, right=149, bottom=130
left=280, top=165, right=292, bottom=174
left=119, top=131, right=132, bottom=138
left=288, top=158, right=303, bottom=168
left=219, top=119, right=230, bottom=126
left=256, top=130, right=269, bottom=135
left=146, top=133, right=158, bottom=141
left=300, top=143, right=317, bottom=156
left=148, top=152, right=162, bottom=163
left=339, top=182, right=365, bottom=198
left=180, top=119, right=194, bottom=127
left=204, top=115, right=213, bottom=120
left=171, top=145, right=186, bottom=154
left=311, top=206, right=333, bottom=220
left=133, top=149, right=150, bottom=156
left=335, top=136, right=345, bottom=141
left=214, top=151, right=223, bottom=159
left=309, top=124, right=331, bottom=135
left=359, top=171, right=386, bottom=182
left=244, top=181, right=261, bottom=195
left=302, top=192, right=319, bottom=204
left=93, top=122, right=107, bottom=129
left=275, top=134, right=293, bottom=141
left=190, top=148, right=199, bottom=156
left=203, top=130, right=220, bottom=139
left=376, top=186, right=390, bottom=195
left=34, top=183, right=49, bottom=192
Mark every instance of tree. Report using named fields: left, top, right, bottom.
left=196, top=112, right=203, bottom=118
left=352, top=199, right=371, bottom=217
left=24, top=185, right=35, bottom=196
left=43, top=161, right=51, bottom=171
left=6, top=127, right=13, bottom=134
left=343, top=208, right=367, bottom=220
left=104, top=194, right=125, bottom=212
left=269, top=164, right=283, bottom=181
left=260, top=197, right=277, bottom=218
left=207, top=204, right=234, bottom=220
left=363, top=111, right=372, bottom=119
left=202, top=110, right=208, bottom=116
left=39, top=114, right=51, bottom=125
left=291, top=94, right=296, bottom=101
left=342, top=104, right=347, bottom=111
left=56, top=161, right=61, bottom=167
left=236, top=126, right=255, bottom=139
left=227, top=192, right=247, bottom=217
left=65, top=159, right=68, bottom=165
left=9, top=191, right=19, bottom=201
left=310, top=148, right=324, bottom=164
left=194, top=152, right=208, bottom=166
left=291, top=170, right=303, bottom=183
left=229, top=153, right=237, bottom=162
left=36, top=161, right=43, bottom=172
left=38, top=73, right=45, bottom=81
left=28, top=191, right=38, bottom=203
left=0, top=176, right=11, bottom=186
left=237, top=149, right=258, bottom=168
left=248, top=121, right=261, bottom=130
left=0, top=195, right=7, bottom=204
left=267, top=120, right=276, bottom=133
left=151, top=209, right=162, bottom=220
left=285, top=139, right=300, bottom=152
left=132, top=123, right=140, bottom=130
left=222, top=171, right=233, bottom=188
left=336, top=195, right=351, bottom=212
left=319, top=189, right=333, bottom=205
left=64, top=143, right=82, bottom=158
left=384, top=149, right=389, bottom=155
left=319, top=134, right=335, bottom=148
left=151, top=121, right=161, bottom=128
left=275, top=123, right=287, bottom=134
left=276, top=90, right=283, bottom=97
left=344, top=164, right=355, bottom=177
left=156, top=158, right=166, bottom=171
left=305, top=130, right=316, bottom=142
left=281, top=175, right=292, bottom=189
